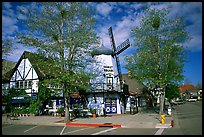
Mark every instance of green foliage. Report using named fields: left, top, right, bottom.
left=2, top=39, right=17, bottom=58
left=56, top=107, right=65, bottom=114
left=29, top=99, right=41, bottom=114
left=28, top=81, right=53, bottom=114
left=125, top=8, right=190, bottom=90
left=38, top=81, right=53, bottom=102
left=89, top=108, right=96, bottom=114
left=5, top=88, right=28, bottom=112
left=16, top=2, right=99, bottom=91
left=16, top=2, right=100, bottom=121
left=165, top=84, right=180, bottom=100
left=13, top=107, right=29, bottom=114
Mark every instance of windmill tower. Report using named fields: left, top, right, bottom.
left=90, top=27, right=130, bottom=114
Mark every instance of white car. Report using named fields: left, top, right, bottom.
left=187, top=98, right=197, bottom=102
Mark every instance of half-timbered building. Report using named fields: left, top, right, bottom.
left=2, top=51, right=64, bottom=115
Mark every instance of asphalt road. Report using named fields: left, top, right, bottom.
left=162, top=101, right=202, bottom=135
left=2, top=101, right=202, bottom=135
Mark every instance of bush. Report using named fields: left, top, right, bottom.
left=56, top=107, right=65, bottom=114
left=90, top=108, right=96, bottom=114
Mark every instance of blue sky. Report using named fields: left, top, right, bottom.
left=2, top=2, right=202, bottom=86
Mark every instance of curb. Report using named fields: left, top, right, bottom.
left=66, top=122, right=121, bottom=128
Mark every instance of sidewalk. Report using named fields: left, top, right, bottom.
left=2, top=107, right=174, bottom=129
left=2, top=115, right=65, bottom=126
left=67, top=113, right=172, bottom=128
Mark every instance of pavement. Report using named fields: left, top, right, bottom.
left=2, top=107, right=174, bottom=129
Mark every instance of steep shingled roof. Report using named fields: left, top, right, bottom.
left=2, top=51, right=58, bottom=82
left=179, top=84, right=197, bottom=93
left=121, top=74, right=147, bottom=95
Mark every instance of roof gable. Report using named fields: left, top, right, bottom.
left=2, top=51, right=58, bottom=81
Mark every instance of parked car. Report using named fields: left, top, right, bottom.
left=171, top=99, right=184, bottom=105
left=187, top=96, right=198, bottom=102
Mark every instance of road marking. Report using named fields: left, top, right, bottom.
left=24, top=125, right=38, bottom=133
left=91, top=128, right=116, bottom=135
left=154, top=128, right=164, bottom=135
left=60, top=126, right=66, bottom=135
left=62, top=127, right=93, bottom=135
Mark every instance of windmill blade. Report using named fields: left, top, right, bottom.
left=108, top=27, right=122, bottom=85
left=116, top=39, right=130, bottom=55
left=108, top=27, right=117, bottom=52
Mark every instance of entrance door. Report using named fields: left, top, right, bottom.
left=105, top=98, right=117, bottom=114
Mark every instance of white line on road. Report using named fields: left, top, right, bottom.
left=60, top=126, right=66, bottom=135
left=62, top=127, right=93, bottom=135
left=24, top=125, right=38, bottom=133
left=154, top=128, right=164, bottom=135
left=91, top=128, right=117, bottom=135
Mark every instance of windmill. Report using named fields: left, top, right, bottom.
left=91, top=27, right=130, bottom=92
left=108, top=27, right=130, bottom=93
left=90, top=27, right=131, bottom=114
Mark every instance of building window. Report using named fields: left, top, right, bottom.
left=15, top=81, right=19, bottom=89
left=20, top=81, right=24, bottom=89
left=28, top=81, right=32, bottom=88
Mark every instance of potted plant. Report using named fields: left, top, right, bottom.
left=56, top=107, right=65, bottom=117
left=90, top=108, right=96, bottom=118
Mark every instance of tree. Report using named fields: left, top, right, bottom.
left=196, top=82, right=202, bottom=90
left=165, top=84, right=180, bottom=101
left=125, top=8, right=190, bottom=115
left=16, top=2, right=99, bottom=122
left=4, top=87, right=27, bottom=113
left=2, top=39, right=17, bottom=59
left=28, top=81, right=54, bottom=115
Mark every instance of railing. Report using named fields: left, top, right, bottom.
left=89, top=83, right=121, bottom=92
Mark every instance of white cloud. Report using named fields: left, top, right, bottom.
left=96, top=3, right=113, bottom=17
left=167, top=2, right=202, bottom=52
left=2, top=16, right=18, bottom=36
left=2, top=2, right=18, bottom=39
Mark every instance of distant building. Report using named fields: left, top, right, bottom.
left=179, top=84, right=199, bottom=101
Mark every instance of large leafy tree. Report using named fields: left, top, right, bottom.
left=2, top=39, right=17, bottom=59
left=16, top=2, right=99, bottom=122
left=125, top=8, right=190, bottom=115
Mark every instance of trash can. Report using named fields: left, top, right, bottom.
left=167, top=107, right=171, bottom=115
left=161, top=115, right=165, bottom=124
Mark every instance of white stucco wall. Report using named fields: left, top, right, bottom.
left=10, top=58, right=39, bottom=96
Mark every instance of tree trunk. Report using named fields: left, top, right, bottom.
left=159, top=88, right=166, bottom=116
left=64, top=91, right=70, bottom=123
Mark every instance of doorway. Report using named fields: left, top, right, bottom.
left=105, top=98, right=117, bottom=114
